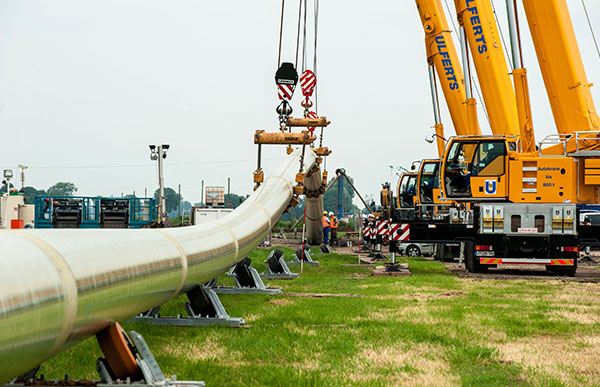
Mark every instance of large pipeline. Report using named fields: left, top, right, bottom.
left=0, top=149, right=317, bottom=382
left=304, top=165, right=324, bottom=245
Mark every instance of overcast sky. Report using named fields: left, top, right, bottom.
left=0, top=1, right=599, bottom=207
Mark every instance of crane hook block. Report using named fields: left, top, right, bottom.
left=254, top=130, right=316, bottom=145
left=285, top=116, right=330, bottom=128
left=275, top=63, right=298, bottom=86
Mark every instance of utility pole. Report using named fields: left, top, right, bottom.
left=201, top=180, right=204, bottom=207
left=227, top=177, right=231, bottom=205
left=178, top=184, right=181, bottom=218
left=149, top=144, right=170, bottom=224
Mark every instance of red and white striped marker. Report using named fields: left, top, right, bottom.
left=377, top=220, right=390, bottom=237
left=389, top=223, right=410, bottom=241
left=278, top=84, right=296, bottom=100
left=300, top=70, right=316, bottom=97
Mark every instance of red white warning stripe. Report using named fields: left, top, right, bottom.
left=300, top=70, right=316, bottom=97
left=377, top=220, right=390, bottom=236
left=390, top=223, right=410, bottom=241
left=278, top=84, right=295, bottom=100
left=479, top=258, right=575, bottom=265
left=362, top=224, right=371, bottom=238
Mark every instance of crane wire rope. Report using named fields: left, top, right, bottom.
left=295, top=0, right=303, bottom=70
left=301, top=0, right=308, bottom=72
left=581, top=0, right=600, bottom=63
left=314, top=0, right=319, bottom=116
left=433, top=67, right=442, bottom=124
left=512, top=0, right=525, bottom=69
left=490, top=0, right=514, bottom=71
left=443, top=0, right=491, bottom=128
left=277, top=0, right=285, bottom=67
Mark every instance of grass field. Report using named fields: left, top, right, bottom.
left=40, top=248, right=600, bottom=386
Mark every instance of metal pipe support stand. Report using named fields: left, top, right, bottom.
left=7, top=327, right=205, bottom=386
left=96, top=330, right=205, bottom=386
left=261, top=249, right=299, bottom=279
left=129, top=285, right=244, bottom=327
left=216, top=260, right=282, bottom=295
left=288, top=249, right=320, bottom=266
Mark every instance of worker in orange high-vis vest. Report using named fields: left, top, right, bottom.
left=322, top=211, right=330, bottom=244
left=329, top=212, right=339, bottom=246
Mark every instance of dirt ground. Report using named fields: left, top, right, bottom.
left=443, top=259, right=600, bottom=283
left=264, top=236, right=600, bottom=282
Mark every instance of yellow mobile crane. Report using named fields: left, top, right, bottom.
left=442, top=0, right=598, bottom=204
left=402, top=0, right=600, bottom=275
left=521, top=0, right=600, bottom=154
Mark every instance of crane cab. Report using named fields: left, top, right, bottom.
left=442, top=136, right=519, bottom=201
left=396, top=172, right=417, bottom=209
left=415, top=159, right=442, bottom=216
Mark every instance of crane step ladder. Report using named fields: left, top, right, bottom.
left=261, top=248, right=299, bottom=279
left=212, top=257, right=282, bottom=295
left=287, top=245, right=320, bottom=266
left=129, top=284, right=244, bottom=327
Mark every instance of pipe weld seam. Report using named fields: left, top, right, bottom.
left=248, top=202, right=273, bottom=230
left=264, top=175, right=293, bottom=194
left=155, top=230, right=189, bottom=300
left=11, top=231, right=78, bottom=357
left=213, top=221, right=240, bottom=262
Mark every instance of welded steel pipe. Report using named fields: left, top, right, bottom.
left=304, top=166, right=324, bottom=245
left=0, top=149, right=316, bottom=382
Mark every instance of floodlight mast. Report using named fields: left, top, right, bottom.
left=149, top=144, right=169, bottom=223
left=2, top=169, right=12, bottom=194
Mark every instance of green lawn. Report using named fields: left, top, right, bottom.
left=41, top=248, right=600, bottom=386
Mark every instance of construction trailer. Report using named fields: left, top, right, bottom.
left=34, top=195, right=157, bottom=229
left=0, top=191, right=34, bottom=229
left=190, top=206, right=234, bottom=225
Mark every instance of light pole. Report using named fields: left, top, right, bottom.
left=2, top=169, right=13, bottom=195
left=149, top=144, right=169, bottom=224
left=18, top=164, right=28, bottom=190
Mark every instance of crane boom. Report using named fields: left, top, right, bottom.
left=454, top=0, right=519, bottom=136
left=521, top=0, right=600, bottom=137
left=416, top=0, right=482, bottom=137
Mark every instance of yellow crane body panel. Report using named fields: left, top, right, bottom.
left=521, top=0, right=600, bottom=137
left=454, top=0, right=519, bottom=136
left=416, top=0, right=481, bottom=136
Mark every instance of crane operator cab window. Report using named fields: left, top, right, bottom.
left=471, top=141, right=506, bottom=177
left=444, top=140, right=506, bottom=197
left=419, top=162, right=439, bottom=204
left=398, top=175, right=417, bottom=208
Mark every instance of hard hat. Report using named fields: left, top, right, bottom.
left=329, top=212, right=334, bottom=216
left=324, top=211, right=328, bottom=215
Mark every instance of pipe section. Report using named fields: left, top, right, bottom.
left=304, top=166, right=324, bottom=245
left=0, top=149, right=316, bottom=382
